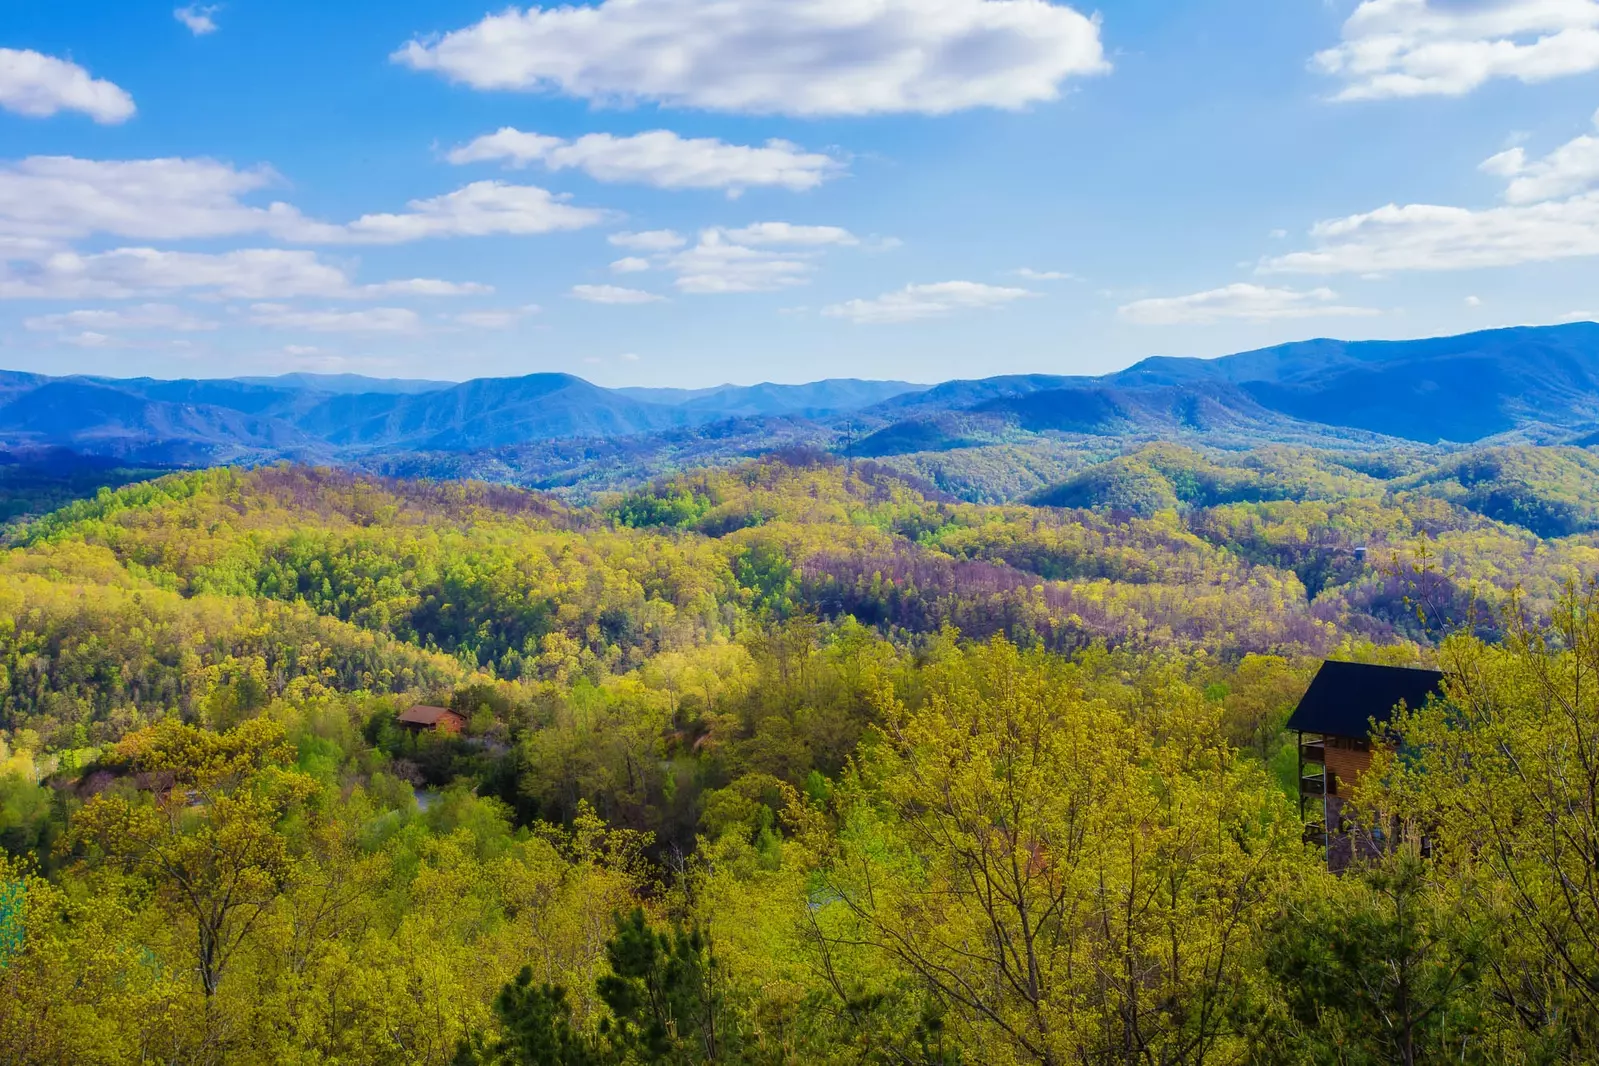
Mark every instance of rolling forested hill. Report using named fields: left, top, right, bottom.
left=5, top=449, right=1599, bottom=1061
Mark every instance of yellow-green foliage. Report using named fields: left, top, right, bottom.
left=0, top=455, right=1597, bottom=1062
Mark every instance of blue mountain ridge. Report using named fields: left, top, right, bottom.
left=0, top=323, right=1594, bottom=463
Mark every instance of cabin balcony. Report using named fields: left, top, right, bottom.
left=1300, top=739, right=1326, bottom=765
left=1300, top=771, right=1327, bottom=796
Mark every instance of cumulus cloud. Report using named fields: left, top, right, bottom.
left=248, top=304, right=423, bottom=333
left=448, top=128, right=843, bottom=194
left=1260, top=194, right=1599, bottom=273
left=1314, top=0, right=1599, bottom=100
left=0, top=157, right=607, bottom=246
left=394, top=0, right=1108, bottom=116
left=332, top=181, right=609, bottom=243
left=0, top=247, right=486, bottom=301
left=1012, top=267, right=1075, bottom=280
left=24, top=303, right=217, bottom=333
left=1118, top=284, right=1379, bottom=324
left=174, top=5, right=221, bottom=35
left=0, top=157, right=317, bottom=243
left=823, top=280, right=1034, bottom=324
left=609, top=230, right=687, bottom=251
left=663, top=224, right=858, bottom=293
left=1482, top=109, right=1599, bottom=203
left=1263, top=103, right=1599, bottom=274
left=667, top=234, right=813, bottom=293
left=611, top=257, right=651, bottom=274
left=0, top=49, right=135, bottom=123
left=571, top=284, right=666, bottom=304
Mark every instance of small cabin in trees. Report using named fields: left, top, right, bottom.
left=397, top=705, right=466, bottom=736
left=1287, top=661, right=1445, bottom=870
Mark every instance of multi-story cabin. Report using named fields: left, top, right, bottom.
left=1286, top=660, right=1445, bottom=869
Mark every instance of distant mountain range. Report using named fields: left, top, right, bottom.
left=2, top=323, right=1597, bottom=477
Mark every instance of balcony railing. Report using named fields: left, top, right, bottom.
left=1300, top=772, right=1327, bottom=796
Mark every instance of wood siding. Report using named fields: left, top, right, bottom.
left=1323, top=740, right=1374, bottom=796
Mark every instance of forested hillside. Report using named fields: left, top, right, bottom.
left=4, top=453, right=1599, bottom=1062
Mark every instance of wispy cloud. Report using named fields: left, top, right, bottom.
left=570, top=284, right=666, bottom=305
left=174, top=5, right=221, bottom=36
left=449, top=128, right=843, bottom=195
left=1118, top=283, right=1378, bottom=324
left=824, top=280, right=1035, bottom=324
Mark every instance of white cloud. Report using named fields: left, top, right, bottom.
left=1482, top=109, right=1599, bottom=203
left=823, top=280, right=1034, bottom=324
left=24, top=303, right=217, bottom=332
left=1314, top=0, right=1599, bottom=101
left=174, top=5, right=221, bottom=36
left=609, top=229, right=686, bottom=251
left=0, top=156, right=325, bottom=243
left=621, top=351, right=640, bottom=361
left=720, top=222, right=857, bottom=246
left=454, top=305, right=541, bottom=328
left=603, top=223, right=862, bottom=294
left=0, top=49, right=135, bottom=123
left=360, top=277, right=494, bottom=297
left=0, top=157, right=606, bottom=246
left=332, top=181, right=609, bottom=244
left=0, top=247, right=485, bottom=301
left=60, top=331, right=121, bottom=348
left=1465, top=294, right=1482, bottom=305
left=248, top=304, right=423, bottom=333
left=448, top=128, right=843, bottom=194
left=1117, top=283, right=1379, bottom=325
left=663, top=225, right=858, bottom=293
left=394, top=0, right=1108, bottom=116
left=668, top=235, right=813, bottom=293
left=1263, top=105, right=1599, bottom=275
left=1012, top=267, right=1075, bottom=280
left=283, top=345, right=322, bottom=356
left=1261, top=193, right=1599, bottom=273
left=571, top=284, right=666, bottom=304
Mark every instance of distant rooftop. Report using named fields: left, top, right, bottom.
left=398, top=705, right=457, bottom=726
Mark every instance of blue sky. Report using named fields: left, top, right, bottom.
left=4, top=0, right=1599, bottom=386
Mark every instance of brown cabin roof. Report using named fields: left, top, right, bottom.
left=398, top=705, right=459, bottom=726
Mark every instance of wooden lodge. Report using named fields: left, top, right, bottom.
left=397, top=705, right=466, bottom=736
left=1286, top=660, right=1445, bottom=869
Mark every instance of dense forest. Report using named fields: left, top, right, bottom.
left=4, top=446, right=1599, bottom=1063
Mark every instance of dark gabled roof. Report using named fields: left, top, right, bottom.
left=1285, top=660, right=1445, bottom=739
left=398, top=705, right=458, bottom=726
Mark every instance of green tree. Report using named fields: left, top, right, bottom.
left=598, top=908, right=726, bottom=1064
left=68, top=718, right=314, bottom=999
left=457, top=969, right=601, bottom=1066
left=1257, top=842, right=1485, bottom=1066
